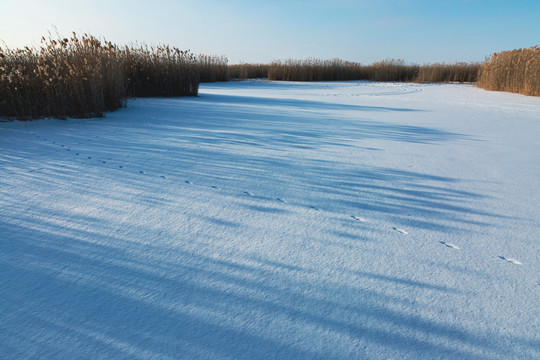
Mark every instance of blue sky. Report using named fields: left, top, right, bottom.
left=1, top=0, right=539, bottom=64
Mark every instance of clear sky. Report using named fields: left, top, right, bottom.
left=1, top=0, right=539, bottom=64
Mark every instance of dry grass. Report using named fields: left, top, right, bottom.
left=0, top=33, right=230, bottom=120
left=0, top=33, right=126, bottom=119
left=123, top=44, right=198, bottom=98
left=416, top=63, right=479, bottom=83
left=268, top=58, right=367, bottom=81
left=477, top=45, right=540, bottom=96
left=267, top=58, right=480, bottom=83
left=227, top=63, right=269, bottom=79
left=364, top=59, right=419, bottom=82
left=198, top=55, right=228, bottom=82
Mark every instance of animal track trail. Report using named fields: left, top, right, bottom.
left=392, top=227, right=408, bottom=235
left=499, top=256, right=523, bottom=265
left=440, top=241, right=459, bottom=250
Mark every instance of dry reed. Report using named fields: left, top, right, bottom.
left=198, top=55, right=228, bottom=82
left=268, top=58, right=368, bottom=81
left=267, top=58, right=480, bottom=83
left=0, top=33, right=126, bottom=119
left=123, top=44, right=198, bottom=98
left=0, top=33, right=230, bottom=120
left=416, top=63, right=479, bottom=83
left=477, top=45, right=540, bottom=96
left=227, top=63, right=269, bottom=79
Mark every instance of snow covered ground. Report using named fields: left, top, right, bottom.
left=1, top=80, right=539, bottom=359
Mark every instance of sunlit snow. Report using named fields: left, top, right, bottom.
left=1, top=80, right=539, bottom=359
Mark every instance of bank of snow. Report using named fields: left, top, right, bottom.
left=1, top=81, right=539, bottom=359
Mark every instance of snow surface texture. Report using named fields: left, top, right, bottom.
left=1, top=80, right=539, bottom=359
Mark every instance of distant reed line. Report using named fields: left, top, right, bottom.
left=265, top=58, right=478, bottom=83
left=1, top=32, right=538, bottom=120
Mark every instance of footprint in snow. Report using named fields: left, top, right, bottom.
left=276, top=198, right=286, bottom=203
left=499, top=256, right=523, bottom=265
left=440, top=241, right=459, bottom=250
left=392, top=227, right=408, bottom=235
left=351, top=215, right=366, bottom=222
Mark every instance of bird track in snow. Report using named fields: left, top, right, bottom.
left=499, top=256, right=523, bottom=265
left=440, top=241, right=459, bottom=250
left=392, top=227, right=408, bottom=235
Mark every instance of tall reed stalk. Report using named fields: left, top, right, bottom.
left=0, top=33, right=126, bottom=119
left=0, top=33, right=229, bottom=120
left=477, top=45, right=540, bottom=96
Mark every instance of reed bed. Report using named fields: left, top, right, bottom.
left=227, top=63, right=269, bottom=79
left=364, top=59, right=419, bottom=82
left=268, top=58, right=367, bottom=81
left=198, top=55, right=228, bottom=82
left=0, top=33, right=230, bottom=120
left=267, top=58, right=481, bottom=83
left=0, top=34, right=126, bottom=120
left=416, top=63, right=479, bottom=83
left=123, top=44, right=198, bottom=98
left=267, top=58, right=419, bottom=82
left=268, top=58, right=417, bottom=82
left=477, top=45, right=540, bottom=96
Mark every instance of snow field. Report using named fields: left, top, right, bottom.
left=1, top=80, right=539, bottom=359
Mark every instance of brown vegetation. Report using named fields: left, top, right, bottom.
left=477, top=45, right=540, bottom=96
left=416, top=63, right=479, bottom=83
left=268, top=58, right=367, bottom=81
left=0, top=33, right=228, bottom=120
left=227, top=63, right=269, bottom=79
left=198, top=54, right=228, bottom=82
left=123, top=44, right=198, bottom=98
left=0, top=34, right=126, bottom=119
left=363, top=59, right=419, bottom=82
left=267, top=58, right=478, bottom=83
